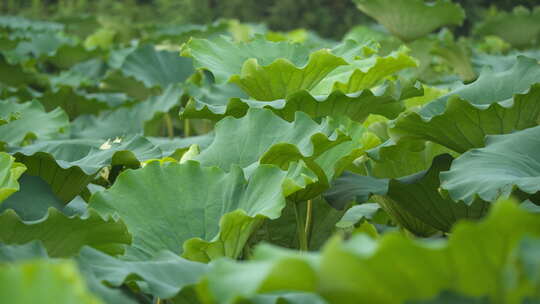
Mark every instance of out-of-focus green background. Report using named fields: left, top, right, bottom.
left=2, top=0, right=538, bottom=39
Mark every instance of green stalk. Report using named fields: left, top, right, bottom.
left=183, top=119, right=191, bottom=137
left=294, top=202, right=308, bottom=251
left=163, top=113, right=174, bottom=138
left=304, top=199, right=313, bottom=238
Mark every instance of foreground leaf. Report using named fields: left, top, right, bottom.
left=0, top=260, right=101, bottom=304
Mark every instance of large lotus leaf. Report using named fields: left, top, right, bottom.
left=182, top=36, right=348, bottom=100
left=390, top=56, right=540, bottom=153
left=441, top=126, right=540, bottom=205
left=311, top=48, right=417, bottom=95
left=89, top=161, right=289, bottom=261
left=11, top=135, right=163, bottom=202
left=0, top=175, right=65, bottom=221
left=353, top=0, right=465, bottom=42
left=319, top=199, right=540, bottom=303
left=193, top=108, right=358, bottom=200
left=0, top=207, right=130, bottom=257
left=0, top=99, right=69, bottom=148
left=112, top=44, right=194, bottom=88
left=0, top=260, right=101, bottom=304
left=201, top=244, right=319, bottom=304
left=0, top=152, right=25, bottom=203
left=195, top=108, right=348, bottom=171
left=182, top=36, right=316, bottom=84
left=77, top=246, right=207, bottom=299
left=474, top=6, right=540, bottom=49
left=182, top=81, right=421, bottom=123
left=71, top=86, right=183, bottom=139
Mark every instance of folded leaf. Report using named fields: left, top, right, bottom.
left=441, top=125, right=540, bottom=205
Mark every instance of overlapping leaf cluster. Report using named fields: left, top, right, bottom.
left=1, top=0, right=540, bottom=303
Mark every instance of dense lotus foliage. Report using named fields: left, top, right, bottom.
left=1, top=0, right=540, bottom=303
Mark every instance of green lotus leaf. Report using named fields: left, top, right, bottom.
left=40, top=87, right=130, bottom=120
left=247, top=292, right=329, bottom=304
left=0, top=260, right=102, bottom=304
left=77, top=246, right=208, bottom=299
left=390, top=56, right=540, bottom=153
left=229, top=49, right=347, bottom=100
left=49, top=58, right=107, bottom=89
left=441, top=125, right=540, bottom=205
left=474, top=6, right=540, bottom=49
left=114, top=44, right=194, bottom=88
left=181, top=81, right=421, bottom=123
left=319, top=199, right=540, bottom=303
left=89, top=161, right=290, bottom=262
left=101, top=45, right=193, bottom=99
left=182, top=36, right=316, bottom=84
left=335, top=203, right=383, bottom=229
left=327, top=151, right=485, bottom=234
left=147, top=134, right=214, bottom=158
left=311, top=48, right=417, bottom=95
left=11, top=135, right=163, bottom=202
left=0, top=207, right=130, bottom=257
left=324, top=173, right=387, bottom=210
left=194, top=108, right=362, bottom=200
left=0, top=99, right=69, bottom=148
left=0, top=55, right=38, bottom=88
left=195, top=108, right=348, bottom=171
left=46, top=42, right=106, bottom=69
left=201, top=244, right=319, bottom=303
left=367, top=139, right=456, bottom=179
left=0, top=16, right=63, bottom=32
left=0, top=175, right=66, bottom=221
left=431, top=29, right=476, bottom=82
left=195, top=199, right=540, bottom=302
left=3, top=31, right=74, bottom=64
left=182, top=36, right=352, bottom=100
left=143, top=20, right=229, bottom=44
left=0, top=241, right=49, bottom=262
left=0, top=152, right=25, bottom=203
left=353, top=0, right=465, bottom=42
left=71, top=86, right=183, bottom=139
